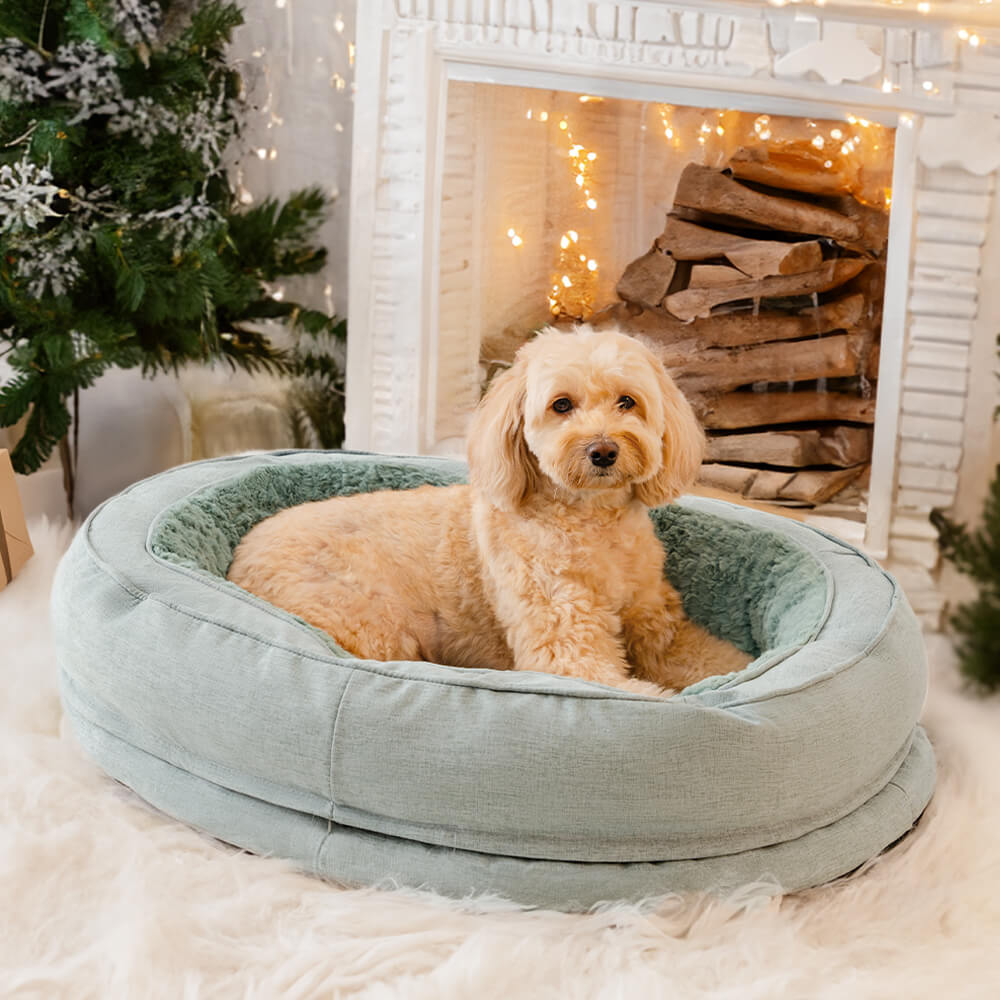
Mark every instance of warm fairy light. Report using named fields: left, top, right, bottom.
left=525, top=110, right=533, bottom=119
left=958, top=28, right=970, bottom=39
left=812, top=135, right=825, bottom=148
left=568, top=230, right=578, bottom=241
left=507, top=228, right=524, bottom=247
left=539, top=111, right=549, bottom=122
left=561, top=275, right=572, bottom=288
left=882, top=78, right=894, bottom=93
left=917, top=1, right=930, bottom=10
left=560, top=235, right=570, bottom=249
left=587, top=152, right=596, bottom=161
left=586, top=197, right=597, bottom=209
left=922, top=80, right=934, bottom=91
left=664, top=127, right=673, bottom=139
left=699, top=122, right=712, bottom=135
left=587, top=259, right=597, bottom=271
left=559, top=119, right=568, bottom=130
left=716, top=125, right=725, bottom=136
left=759, top=129, right=771, bottom=140
left=824, top=159, right=833, bottom=168
left=830, top=128, right=843, bottom=140
left=970, top=34, right=982, bottom=46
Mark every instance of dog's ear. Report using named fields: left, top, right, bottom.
left=467, top=362, right=540, bottom=510
left=633, top=361, right=705, bottom=509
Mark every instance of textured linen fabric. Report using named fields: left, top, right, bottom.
left=52, top=450, right=935, bottom=910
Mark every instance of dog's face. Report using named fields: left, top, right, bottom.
left=468, top=325, right=704, bottom=510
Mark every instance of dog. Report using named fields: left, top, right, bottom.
left=227, top=325, right=753, bottom=694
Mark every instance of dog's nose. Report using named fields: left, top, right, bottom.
left=587, top=441, right=618, bottom=468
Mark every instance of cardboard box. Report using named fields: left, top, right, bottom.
left=1, top=448, right=34, bottom=591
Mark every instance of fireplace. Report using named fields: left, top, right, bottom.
left=347, top=1, right=1000, bottom=628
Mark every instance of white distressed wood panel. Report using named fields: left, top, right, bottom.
left=888, top=535, right=940, bottom=570
left=898, top=439, right=963, bottom=470
left=909, top=318, right=975, bottom=344
left=913, top=241, right=981, bottom=271
left=902, top=389, right=966, bottom=419
left=900, top=413, right=965, bottom=444
left=919, top=167, right=994, bottom=194
left=915, top=189, right=993, bottom=220
left=914, top=216, right=988, bottom=245
left=906, top=343, right=970, bottom=370
left=891, top=513, right=939, bottom=541
left=897, top=486, right=956, bottom=509
left=908, top=291, right=978, bottom=319
left=898, top=464, right=960, bottom=492
left=436, top=81, right=483, bottom=443
left=911, top=266, right=980, bottom=295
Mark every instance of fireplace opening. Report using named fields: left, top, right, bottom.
left=438, top=82, right=896, bottom=522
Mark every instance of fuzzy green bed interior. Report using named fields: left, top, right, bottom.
left=148, top=456, right=829, bottom=668
left=54, top=451, right=934, bottom=911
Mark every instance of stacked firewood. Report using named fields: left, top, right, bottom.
left=608, top=150, right=888, bottom=507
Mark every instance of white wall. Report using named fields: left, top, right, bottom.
left=231, top=0, right=357, bottom=320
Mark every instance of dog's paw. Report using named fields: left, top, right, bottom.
left=613, top=676, right=676, bottom=699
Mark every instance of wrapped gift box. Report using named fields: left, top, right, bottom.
left=1, top=449, right=33, bottom=591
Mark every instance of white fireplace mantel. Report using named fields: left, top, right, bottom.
left=347, top=0, right=1000, bottom=626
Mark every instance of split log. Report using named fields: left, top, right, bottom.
left=699, top=463, right=868, bottom=505
left=664, top=258, right=869, bottom=322
left=615, top=248, right=676, bottom=310
left=727, top=145, right=854, bottom=198
left=705, top=426, right=873, bottom=467
left=701, top=390, right=876, bottom=429
left=663, top=331, right=865, bottom=394
left=595, top=294, right=865, bottom=349
left=688, top=264, right=746, bottom=287
left=672, top=164, right=862, bottom=244
left=656, top=218, right=824, bottom=277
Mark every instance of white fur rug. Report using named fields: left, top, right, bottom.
left=3, top=519, right=999, bottom=999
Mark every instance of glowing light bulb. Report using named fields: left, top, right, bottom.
left=587, top=152, right=597, bottom=161
left=568, top=231, right=579, bottom=242
left=511, top=235, right=523, bottom=247
left=970, top=34, right=982, bottom=46
left=881, top=79, right=894, bottom=93
left=917, top=1, right=929, bottom=11
left=561, top=275, right=572, bottom=288
left=507, top=228, right=516, bottom=238
left=560, top=236, right=570, bottom=249
left=716, top=125, right=725, bottom=136
left=812, top=135, right=825, bottom=149
left=526, top=110, right=533, bottom=120
left=958, top=28, right=970, bottom=39
left=587, top=259, right=598, bottom=271
left=559, top=120, right=568, bottom=131
left=539, top=111, right=549, bottom=122
left=575, top=175, right=584, bottom=187
left=664, top=128, right=673, bottom=140
left=586, top=198, right=597, bottom=210
left=830, top=128, right=843, bottom=140
left=922, top=80, right=934, bottom=91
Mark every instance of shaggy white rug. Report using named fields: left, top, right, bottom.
left=2, top=518, right=999, bottom=999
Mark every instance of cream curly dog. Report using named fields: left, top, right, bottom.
left=228, top=325, right=751, bottom=693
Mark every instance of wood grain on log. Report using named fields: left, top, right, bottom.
left=595, top=294, right=865, bottom=349
left=727, top=145, right=854, bottom=197
left=705, top=425, right=873, bottom=467
left=701, top=390, right=876, bottom=429
left=673, top=163, right=862, bottom=243
left=699, top=463, right=867, bottom=505
left=688, top=264, right=747, bottom=287
left=615, top=247, right=676, bottom=309
left=664, top=258, right=868, bottom=322
left=656, top=217, right=824, bottom=277
left=663, top=331, right=864, bottom=394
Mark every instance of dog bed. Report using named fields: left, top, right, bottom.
left=53, top=450, right=935, bottom=911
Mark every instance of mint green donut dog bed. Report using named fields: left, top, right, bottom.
left=52, top=450, right=935, bottom=910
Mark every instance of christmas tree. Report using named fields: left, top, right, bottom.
left=930, top=337, right=1000, bottom=691
left=0, top=0, right=345, bottom=503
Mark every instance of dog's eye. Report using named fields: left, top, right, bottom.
left=617, top=395, right=637, bottom=411
left=551, top=397, right=574, bottom=414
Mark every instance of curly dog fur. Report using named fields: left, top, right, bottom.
left=228, top=325, right=752, bottom=693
